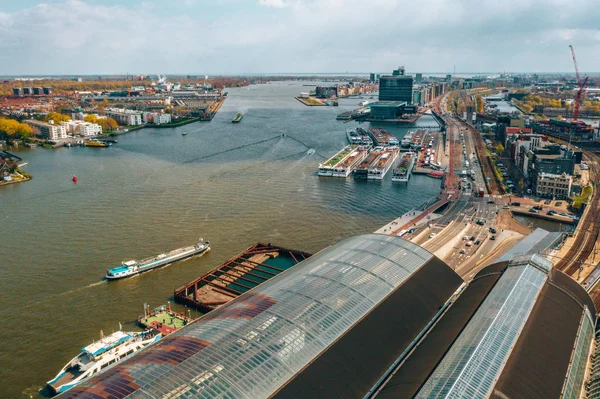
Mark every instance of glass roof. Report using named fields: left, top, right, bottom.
left=416, top=256, right=550, bottom=399
left=61, top=234, right=434, bottom=399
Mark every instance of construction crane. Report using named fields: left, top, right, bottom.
left=569, top=44, right=588, bottom=121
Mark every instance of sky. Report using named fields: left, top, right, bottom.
left=0, top=0, right=599, bottom=75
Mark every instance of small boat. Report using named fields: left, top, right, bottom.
left=182, top=132, right=188, bottom=136
left=72, top=176, right=77, bottom=183
left=47, top=328, right=161, bottom=394
left=232, top=113, right=243, bottom=123
left=85, top=140, right=108, bottom=148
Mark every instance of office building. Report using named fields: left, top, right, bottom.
left=23, top=87, right=33, bottom=95
left=370, top=73, right=376, bottom=83
left=379, top=67, right=413, bottom=103
left=58, top=232, right=595, bottom=399
left=43, top=87, right=52, bottom=95
left=25, top=120, right=67, bottom=140
left=415, top=73, right=422, bottom=83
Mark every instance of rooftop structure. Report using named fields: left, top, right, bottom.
left=58, top=231, right=596, bottom=399
left=379, top=67, right=413, bottom=103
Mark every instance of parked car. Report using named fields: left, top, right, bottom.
left=489, top=228, right=497, bottom=234
left=511, top=202, right=521, bottom=206
left=529, top=208, right=538, bottom=213
left=459, top=249, right=466, bottom=254
left=476, top=219, right=485, bottom=225
left=544, top=200, right=551, bottom=205
left=470, top=236, right=475, bottom=241
left=487, top=200, right=495, bottom=204
left=490, top=235, right=496, bottom=240
left=429, top=233, right=437, bottom=238
left=547, top=210, right=556, bottom=215
left=533, top=205, right=543, bottom=210
left=475, top=240, right=481, bottom=245
left=465, top=241, right=473, bottom=247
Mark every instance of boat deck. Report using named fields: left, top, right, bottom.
left=175, top=243, right=312, bottom=313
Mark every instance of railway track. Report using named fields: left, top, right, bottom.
left=555, top=152, right=600, bottom=276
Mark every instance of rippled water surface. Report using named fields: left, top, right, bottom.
left=0, top=81, right=441, bottom=398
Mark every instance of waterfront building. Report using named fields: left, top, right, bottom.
left=23, top=87, right=33, bottom=95
left=56, top=231, right=594, bottom=399
left=142, top=112, right=172, bottom=125
left=33, top=87, right=42, bottom=95
left=61, top=120, right=102, bottom=137
left=12, top=88, right=22, bottom=96
left=25, top=120, right=67, bottom=140
left=42, top=87, right=52, bottom=95
left=379, top=67, right=413, bottom=103
left=105, top=108, right=143, bottom=126
left=535, top=172, right=573, bottom=199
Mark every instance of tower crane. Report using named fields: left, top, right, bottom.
left=569, top=44, right=588, bottom=121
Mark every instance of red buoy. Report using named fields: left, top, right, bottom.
left=72, top=175, right=78, bottom=183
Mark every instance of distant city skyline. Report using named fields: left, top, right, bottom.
left=1, top=0, right=599, bottom=75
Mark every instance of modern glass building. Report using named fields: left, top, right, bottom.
left=58, top=231, right=596, bottom=399
left=379, top=67, right=413, bottom=104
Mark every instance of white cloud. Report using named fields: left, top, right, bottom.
left=0, top=0, right=599, bottom=74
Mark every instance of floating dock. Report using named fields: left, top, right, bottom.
left=174, top=243, right=312, bottom=313
left=392, top=152, right=417, bottom=183
left=137, top=304, right=192, bottom=336
left=368, top=147, right=400, bottom=179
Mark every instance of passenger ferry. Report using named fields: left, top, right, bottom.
left=392, top=152, right=417, bottom=183
left=106, top=240, right=210, bottom=280
left=368, top=128, right=399, bottom=147
left=47, top=329, right=161, bottom=394
left=232, top=113, right=244, bottom=123
left=354, top=149, right=382, bottom=179
left=410, top=130, right=426, bottom=150
left=346, top=127, right=373, bottom=145
left=401, top=131, right=415, bottom=148
left=318, top=145, right=356, bottom=177
left=368, top=146, right=400, bottom=180
left=332, top=146, right=370, bottom=177
left=85, top=140, right=108, bottom=148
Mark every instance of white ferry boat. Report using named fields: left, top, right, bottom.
left=392, top=152, right=417, bottom=183
left=368, top=147, right=400, bottom=180
left=401, top=131, right=415, bottom=148
left=47, top=329, right=161, bottom=394
left=106, top=240, right=210, bottom=280
left=332, top=146, right=370, bottom=177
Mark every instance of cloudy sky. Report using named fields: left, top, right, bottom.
left=0, top=0, right=599, bottom=75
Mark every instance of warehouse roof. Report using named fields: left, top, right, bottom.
left=58, top=234, right=463, bottom=399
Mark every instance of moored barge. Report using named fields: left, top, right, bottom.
left=368, top=128, right=399, bottom=147
left=368, top=146, right=400, bottom=180
left=392, top=152, right=417, bottom=183
left=318, top=145, right=356, bottom=177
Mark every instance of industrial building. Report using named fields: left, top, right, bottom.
left=57, top=232, right=596, bottom=399
left=379, top=66, right=413, bottom=103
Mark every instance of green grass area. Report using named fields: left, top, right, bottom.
left=141, top=314, right=187, bottom=329
left=324, top=146, right=354, bottom=166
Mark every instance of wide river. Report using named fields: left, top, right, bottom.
left=0, top=81, right=441, bottom=398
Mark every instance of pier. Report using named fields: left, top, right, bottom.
left=174, top=243, right=311, bottom=313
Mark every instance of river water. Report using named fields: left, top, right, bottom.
left=0, top=81, right=441, bottom=398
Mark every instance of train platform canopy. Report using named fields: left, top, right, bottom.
left=58, top=233, right=596, bottom=399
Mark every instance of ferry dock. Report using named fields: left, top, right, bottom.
left=174, top=243, right=312, bottom=313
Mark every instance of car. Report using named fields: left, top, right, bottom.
left=459, top=249, right=466, bottom=254
left=487, top=200, right=495, bottom=204
left=475, top=240, right=481, bottom=245
left=463, top=235, right=469, bottom=240
left=490, top=235, right=496, bottom=240
left=429, top=233, right=436, bottom=238
left=476, top=219, right=485, bottom=225
left=529, top=208, right=538, bottom=213
left=465, top=241, right=473, bottom=247
left=502, top=205, right=509, bottom=209
left=462, top=177, right=467, bottom=182
left=470, top=236, right=475, bottom=241
left=556, top=201, right=563, bottom=206
left=489, top=228, right=497, bottom=234
left=511, top=202, right=521, bottom=206
left=544, top=200, right=551, bottom=205
left=560, top=212, right=568, bottom=216
left=533, top=205, right=542, bottom=210
left=547, top=210, right=556, bottom=215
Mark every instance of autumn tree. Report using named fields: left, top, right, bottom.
left=84, top=114, right=99, bottom=123
left=97, top=118, right=118, bottom=132
left=0, top=117, right=33, bottom=140
left=44, top=112, right=71, bottom=124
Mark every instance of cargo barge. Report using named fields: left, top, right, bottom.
left=332, top=146, right=370, bottom=177
left=346, top=127, right=373, bottom=145
left=368, top=146, right=400, bottom=180
left=354, top=149, right=382, bottom=179
left=318, top=145, right=356, bottom=177
left=368, top=128, right=399, bottom=146
left=106, top=240, right=210, bottom=280
left=174, top=243, right=312, bottom=313
left=392, top=152, right=417, bottom=183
